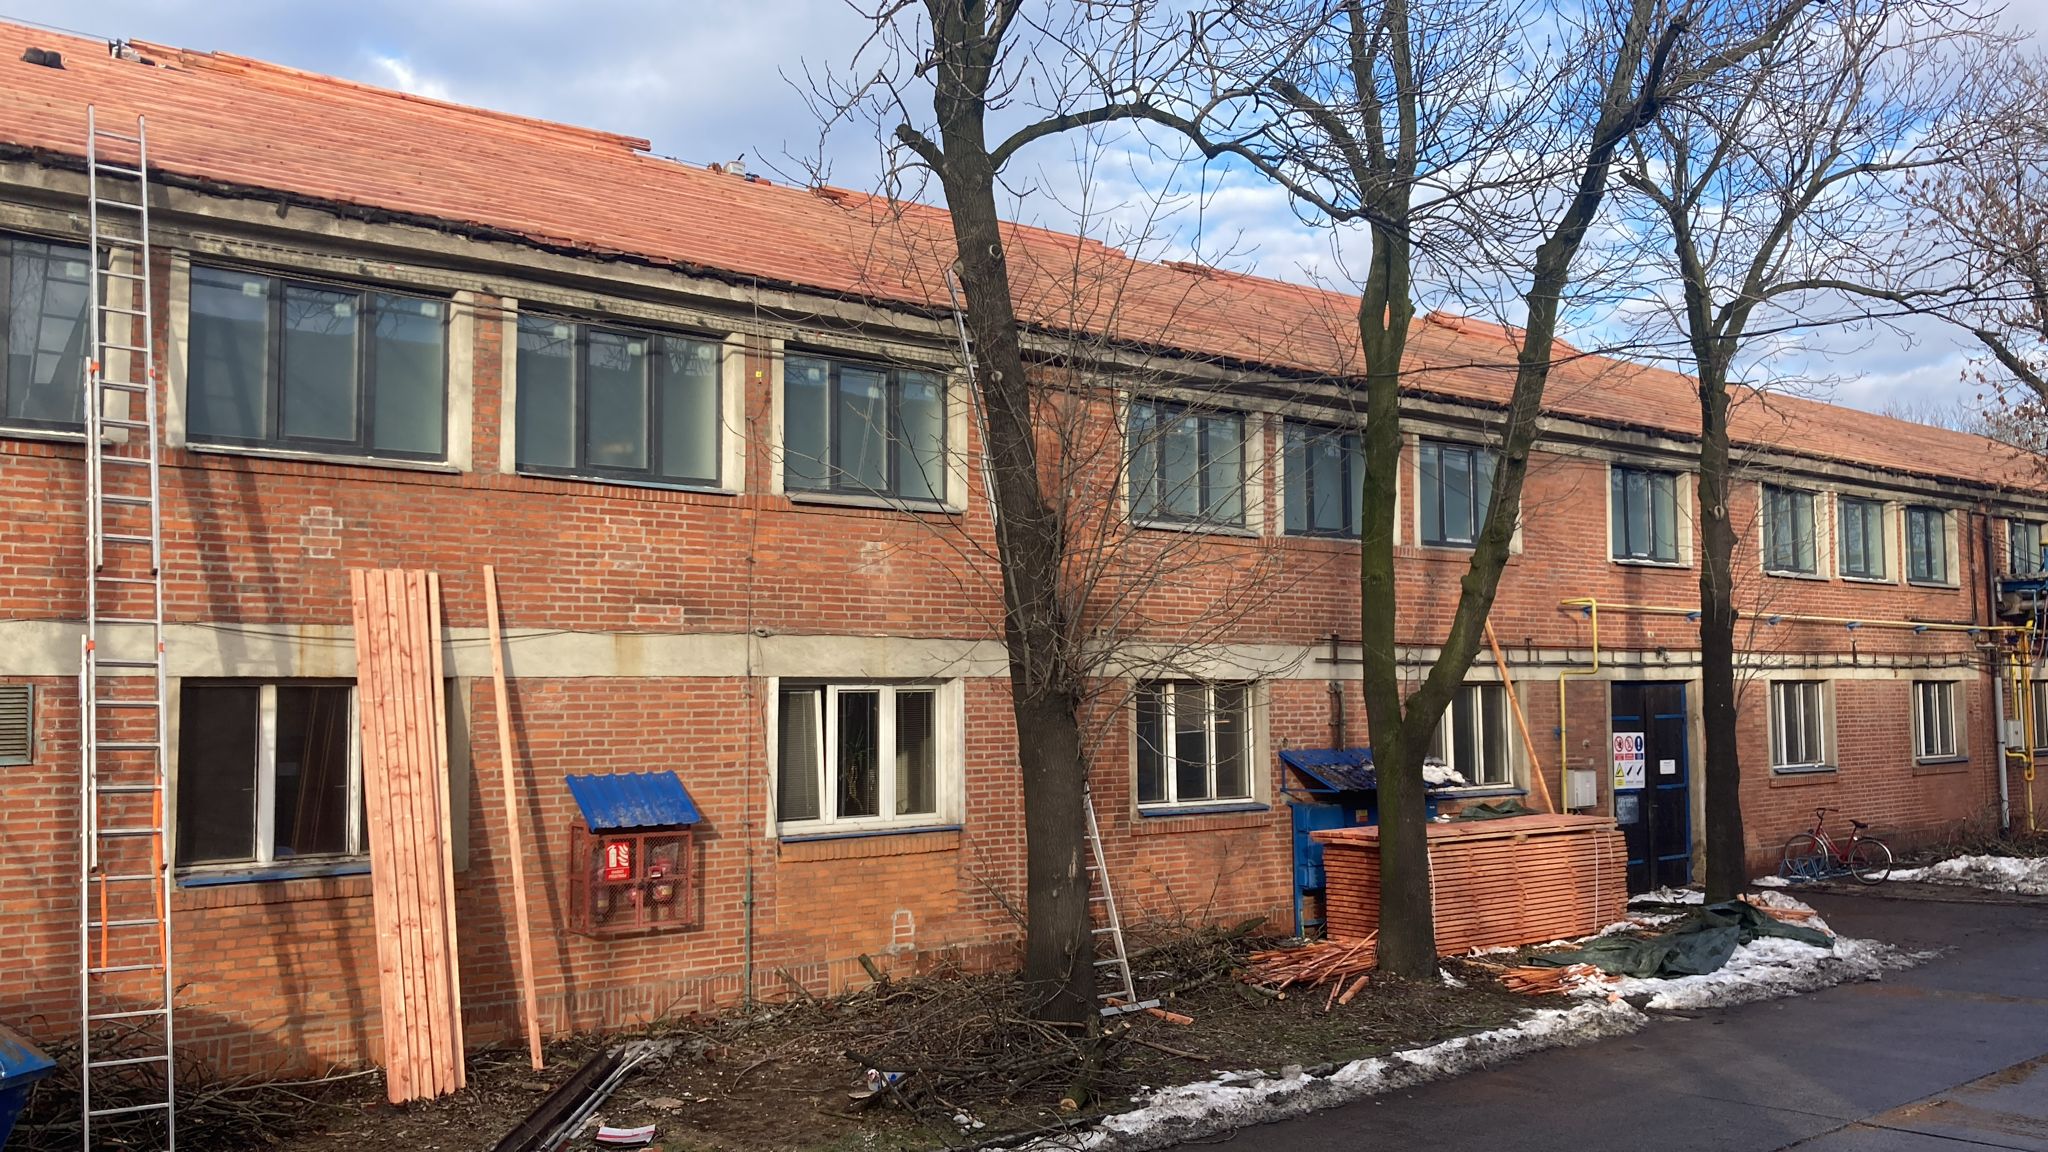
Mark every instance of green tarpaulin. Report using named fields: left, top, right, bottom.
left=1526, top=901, right=1833, bottom=978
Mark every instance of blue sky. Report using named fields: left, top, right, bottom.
left=12, top=0, right=2045, bottom=419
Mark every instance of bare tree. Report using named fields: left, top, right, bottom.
left=1611, top=0, right=1991, bottom=900
left=1113, top=0, right=1810, bottom=974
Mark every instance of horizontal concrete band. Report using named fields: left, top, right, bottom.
left=0, top=621, right=1981, bottom=682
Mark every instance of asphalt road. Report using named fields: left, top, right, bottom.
left=1186, top=890, right=2048, bottom=1151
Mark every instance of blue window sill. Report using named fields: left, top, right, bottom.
left=1137, top=802, right=1270, bottom=819
left=178, top=861, right=370, bottom=888
left=778, top=823, right=962, bottom=844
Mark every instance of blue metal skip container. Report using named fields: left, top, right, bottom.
left=0, top=1024, right=55, bottom=1148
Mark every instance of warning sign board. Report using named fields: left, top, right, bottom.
left=1612, top=731, right=1646, bottom=790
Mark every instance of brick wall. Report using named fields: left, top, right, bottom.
left=0, top=215, right=2022, bottom=1077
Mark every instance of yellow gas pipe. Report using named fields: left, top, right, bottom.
left=1558, top=598, right=1601, bottom=808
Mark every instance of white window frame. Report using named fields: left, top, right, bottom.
left=1429, top=682, right=1516, bottom=788
left=1769, top=679, right=1831, bottom=772
left=772, top=680, right=959, bottom=836
left=1913, top=680, right=1961, bottom=762
left=174, top=682, right=365, bottom=872
left=1134, top=680, right=1258, bottom=809
left=2010, top=519, right=2045, bottom=576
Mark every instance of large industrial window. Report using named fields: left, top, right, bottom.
left=516, top=317, right=722, bottom=486
left=784, top=355, right=947, bottom=503
left=1610, top=465, right=1678, bottom=562
left=1283, top=420, right=1362, bottom=537
left=777, top=682, right=943, bottom=834
left=1135, top=681, right=1253, bottom=807
left=1769, top=680, right=1829, bottom=771
left=0, top=235, right=93, bottom=432
left=1913, top=681, right=1959, bottom=761
left=1762, top=484, right=1818, bottom=575
left=1430, top=683, right=1512, bottom=787
left=1838, top=495, right=1887, bottom=580
left=174, top=682, right=362, bottom=869
left=185, top=266, right=447, bottom=459
left=2010, top=520, right=2045, bottom=576
left=1420, top=440, right=1496, bottom=548
left=1906, top=506, right=1949, bottom=584
left=1128, top=400, right=1247, bottom=527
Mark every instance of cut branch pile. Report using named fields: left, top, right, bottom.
left=1739, top=894, right=1823, bottom=926
left=1242, top=932, right=1377, bottom=993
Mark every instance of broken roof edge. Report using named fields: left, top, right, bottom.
left=119, top=37, right=653, bottom=155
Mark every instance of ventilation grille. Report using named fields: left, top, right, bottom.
left=0, top=684, right=30, bottom=764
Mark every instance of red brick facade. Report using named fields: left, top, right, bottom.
left=0, top=22, right=2040, bottom=1078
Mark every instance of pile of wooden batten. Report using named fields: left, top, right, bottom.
left=1313, top=813, right=1626, bottom=952
left=349, top=569, right=466, bottom=1102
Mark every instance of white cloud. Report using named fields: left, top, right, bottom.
left=367, top=53, right=452, bottom=102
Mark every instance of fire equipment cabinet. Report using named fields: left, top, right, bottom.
left=565, top=771, right=703, bottom=937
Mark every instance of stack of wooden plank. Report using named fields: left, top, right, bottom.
left=1313, top=814, right=1625, bottom=954
left=350, top=569, right=466, bottom=1103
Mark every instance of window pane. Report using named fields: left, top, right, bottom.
left=1309, top=430, right=1345, bottom=533
left=1841, top=501, right=1866, bottom=576
left=1420, top=442, right=1444, bottom=543
left=1474, top=449, right=1497, bottom=533
left=835, top=366, right=889, bottom=493
left=370, top=295, right=446, bottom=456
left=1801, top=684, right=1823, bottom=764
left=897, top=371, right=946, bottom=502
left=1441, top=446, right=1473, bottom=543
left=1136, top=684, right=1165, bottom=804
left=1158, top=410, right=1200, bottom=519
left=280, top=285, right=357, bottom=442
left=3, top=240, right=91, bottom=426
left=1347, top=432, right=1365, bottom=535
left=1480, top=684, right=1508, bottom=785
left=1283, top=424, right=1307, bottom=534
left=784, top=357, right=830, bottom=490
left=1213, top=685, right=1248, bottom=799
left=1625, top=469, right=1650, bottom=557
left=515, top=318, right=576, bottom=470
left=187, top=268, right=271, bottom=441
left=1450, top=687, right=1476, bottom=774
left=1795, top=493, right=1815, bottom=570
left=1172, top=682, right=1210, bottom=801
left=657, top=337, right=720, bottom=483
left=1650, top=473, right=1677, bottom=561
left=585, top=330, right=649, bottom=470
left=273, top=686, right=352, bottom=858
left=1203, top=413, right=1244, bottom=524
left=776, top=688, right=821, bottom=822
left=175, top=685, right=259, bottom=866
left=894, top=689, right=936, bottom=816
left=836, top=689, right=881, bottom=818
left=1129, top=403, right=1159, bottom=520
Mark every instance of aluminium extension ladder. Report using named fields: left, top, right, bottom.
left=78, top=105, right=176, bottom=1150
left=1084, top=785, right=1159, bottom=1018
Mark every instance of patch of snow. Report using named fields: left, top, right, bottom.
left=1889, top=854, right=2048, bottom=896
left=1629, top=886, right=1704, bottom=905
left=1422, top=759, right=1467, bottom=787
left=1440, top=970, right=1466, bottom=989
left=1752, top=874, right=1790, bottom=888
left=1027, top=1001, right=1644, bottom=1151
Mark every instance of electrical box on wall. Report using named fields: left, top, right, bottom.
left=565, top=771, right=702, bottom=937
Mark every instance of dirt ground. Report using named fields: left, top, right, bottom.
left=22, top=929, right=1532, bottom=1152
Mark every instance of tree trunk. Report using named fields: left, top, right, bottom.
left=926, top=67, right=1095, bottom=1021
left=1697, top=361, right=1745, bottom=901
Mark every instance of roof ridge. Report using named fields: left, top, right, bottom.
left=121, top=39, right=652, bottom=154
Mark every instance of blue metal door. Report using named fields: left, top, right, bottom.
left=1610, top=681, right=1692, bottom=892
left=1290, top=802, right=1351, bottom=936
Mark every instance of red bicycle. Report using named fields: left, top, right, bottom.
left=1780, top=807, right=1892, bottom=885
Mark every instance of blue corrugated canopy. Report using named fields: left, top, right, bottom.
left=1280, top=748, right=1377, bottom=793
left=566, top=771, right=702, bottom=830
left=0, top=1022, right=54, bottom=1087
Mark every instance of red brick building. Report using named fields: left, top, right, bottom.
left=0, top=24, right=2041, bottom=1076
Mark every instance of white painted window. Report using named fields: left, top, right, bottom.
left=1769, top=680, right=1830, bottom=771
left=775, top=682, right=953, bottom=834
left=175, top=682, right=363, bottom=869
left=1913, top=681, right=1959, bottom=761
left=1430, top=683, right=1513, bottom=787
left=1135, top=681, right=1254, bottom=807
